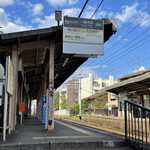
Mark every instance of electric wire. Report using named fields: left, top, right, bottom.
left=106, top=4, right=150, bottom=45
left=93, top=29, right=150, bottom=67
left=105, top=15, right=150, bottom=53
left=89, top=35, right=150, bottom=75
left=78, top=0, right=89, bottom=18
left=78, top=12, right=150, bottom=72
left=90, top=0, right=104, bottom=18
left=105, top=51, right=150, bottom=76
left=78, top=20, right=150, bottom=76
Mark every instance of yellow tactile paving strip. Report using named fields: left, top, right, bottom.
left=54, top=116, right=125, bottom=136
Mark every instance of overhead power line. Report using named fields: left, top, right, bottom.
left=105, top=15, right=150, bottom=53
left=106, top=4, right=150, bottom=45
left=82, top=7, right=150, bottom=70
left=105, top=38, right=150, bottom=66
left=77, top=16, right=150, bottom=75
left=91, top=0, right=104, bottom=19
left=78, top=0, right=89, bottom=18
left=96, top=27, right=150, bottom=66
left=110, top=55, right=150, bottom=76
left=90, top=35, right=150, bottom=73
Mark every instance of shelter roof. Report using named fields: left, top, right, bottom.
left=0, top=18, right=117, bottom=99
left=119, top=68, right=150, bottom=81
left=106, top=70, right=150, bottom=94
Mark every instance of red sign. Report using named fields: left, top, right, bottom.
left=19, top=102, right=25, bottom=112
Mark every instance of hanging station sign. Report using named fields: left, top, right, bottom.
left=63, top=16, right=104, bottom=56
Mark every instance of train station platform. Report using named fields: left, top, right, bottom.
left=0, top=117, right=133, bottom=150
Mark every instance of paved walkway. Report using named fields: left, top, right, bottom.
left=0, top=117, right=133, bottom=150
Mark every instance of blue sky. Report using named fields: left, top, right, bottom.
left=0, top=0, right=150, bottom=82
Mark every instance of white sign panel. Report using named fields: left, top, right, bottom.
left=7, top=57, right=13, bottom=95
left=0, top=81, right=3, bottom=95
left=63, top=16, right=104, bottom=56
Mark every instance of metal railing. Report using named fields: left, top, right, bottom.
left=124, top=100, right=150, bottom=150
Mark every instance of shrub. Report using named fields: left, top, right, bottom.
left=61, top=99, right=67, bottom=109
left=70, top=104, right=79, bottom=116
left=81, top=98, right=90, bottom=114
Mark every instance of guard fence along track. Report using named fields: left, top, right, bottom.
left=124, top=100, right=150, bottom=150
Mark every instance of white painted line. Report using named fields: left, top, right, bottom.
left=33, top=135, right=101, bottom=140
left=55, top=120, right=97, bottom=136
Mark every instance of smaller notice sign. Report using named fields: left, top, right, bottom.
left=63, top=16, right=104, bottom=56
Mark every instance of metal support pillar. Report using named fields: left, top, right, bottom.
left=29, top=99, right=31, bottom=116
left=48, top=40, right=55, bottom=130
left=3, top=57, right=8, bottom=141
left=11, top=46, right=18, bottom=131
left=20, top=82, right=23, bottom=125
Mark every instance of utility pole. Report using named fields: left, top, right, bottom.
left=79, top=74, right=82, bottom=116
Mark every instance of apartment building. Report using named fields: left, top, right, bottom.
left=81, top=73, right=117, bottom=99
left=59, top=87, right=67, bottom=110
left=59, top=73, right=118, bottom=110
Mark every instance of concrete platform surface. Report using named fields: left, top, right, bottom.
left=0, top=117, right=133, bottom=150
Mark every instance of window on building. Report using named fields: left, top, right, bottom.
left=61, top=91, right=66, bottom=96
left=110, top=93, right=116, bottom=101
left=93, top=81, right=100, bottom=87
left=119, top=102, right=122, bottom=111
left=102, top=82, right=107, bottom=88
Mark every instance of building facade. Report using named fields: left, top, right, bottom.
left=80, top=73, right=117, bottom=99
left=59, top=88, right=67, bottom=110
left=106, top=69, right=150, bottom=117
left=59, top=73, right=118, bottom=110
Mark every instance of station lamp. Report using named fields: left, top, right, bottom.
left=55, top=10, right=62, bottom=27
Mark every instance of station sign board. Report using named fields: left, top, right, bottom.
left=63, top=16, right=104, bottom=56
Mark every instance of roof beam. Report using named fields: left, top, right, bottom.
left=26, top=76, right=41, bottom=82
left=18, top=40, right=49, bottom=55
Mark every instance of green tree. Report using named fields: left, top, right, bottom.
left=81, top=98, right=90, bottom=114
left=70, top=104, right=79, bottom=116
left=61, top=99, right=67, bottom=109
left=54, top=91, right=59, bottom=110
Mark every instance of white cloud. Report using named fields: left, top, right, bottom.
left=135, top=11, right=150, bottom=27
left=0, top=8, right=31, bottom=33
left=33, top=14, right=56, bottom=28
left=63, top=8, right=80, bottom=17
left=69, top=65, right=107, bottom=79
left=133, top=66, right=145, bottom=73
left=32, top=3, right=44, bottom=16
left=0, top=8, right=9, bottom=26
left=0, top=0, right=14, bottom=7
left=115, top=2, right=150, bottom=27
left=46, top=0, right=78, bottom=7
left=82, top=5, right=107, bottom=19
left=14, top=17, right=23, bottom=25
left=57, top=64, right=108, bottom=90
left=116, top=3, right=138, bottom=23
left=34, top=8, right=80, bottom=28
left=27, top=2, right=44, bottom=16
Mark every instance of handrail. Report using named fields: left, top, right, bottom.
left=124, top=100, right=150, bottom=150
left=125, top=100, right=150, bottom=111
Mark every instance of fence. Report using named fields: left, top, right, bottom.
left=84, top=108, right=118, bottom=116
left=124, top=100, right=150, bottom=150
left=54, top=109, right=70, bottom=116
